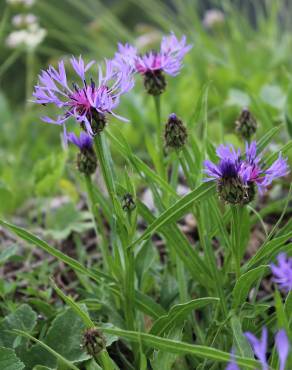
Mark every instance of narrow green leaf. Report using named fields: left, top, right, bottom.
left=97, top=327, right=260, bottom=369
left=52, top=282, right=95, bottom=328
left=230, top=316, right=253, bottom=358
left=274, top=289, right=289, bottom=332
left=12, top=330, right=79, bottom=370
left=131, top=182, right=216, bottom=247
left=257, top=125, right=282, bottom=153
left=150, top=298, right=219, bottom=337
left=244, top=231, right=292, bottom=270
left=0, top=220, right=114, bottom=283
left=232, top=265, right=269, bottom=309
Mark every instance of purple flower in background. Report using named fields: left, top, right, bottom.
left=270, top=253, right=292, bottom=292
left=225, top=350, right=240, bottom=370
left=228, top=328, right=290, bottom=370
left=33, top=56, right=134, bottom=136
left=245, top=327, right=268, bottom=370
left=241, top=328, right=290, bottom=370
left=275, top=330, right=290, bottom=370
left=114, top=32, right=192, bottom=95
left=67, top=131, right=93, bottom=151
left=203, top=141, right=289, bottom=204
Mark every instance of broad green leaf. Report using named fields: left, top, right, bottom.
left=232, top=265, right=269, bottom=309
left=244, top=231, right=292, bottom=270
left=44, top=308, right=90, bottom=363
left=45, top=203, right=93, bottom=240
left=0, top=347, right=24, bottom=370
left=131, top=182, right=216, bottom=247
left=150, top=298, right=219, bottom=337
left=0, top=304, right=37, bottom=348
left=13, top=330, right=79, bottom=370
left=97, top=326, right=260, bottom=369
left=230, top=316, right=253, bottom=358
left=0, top=220, right=113, bottom=283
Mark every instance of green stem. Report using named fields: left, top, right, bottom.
left=93, top=133, right=115, bottom=203
left=26, top=51, right=35, bottom=105
left=153, top=95, right=165, bottom=179
left=96, top=349, right=116, bottom=370
left=84, top=175, right=110, bottom=270
left=231, top=206, right=242, bottom=279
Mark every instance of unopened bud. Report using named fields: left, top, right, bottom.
left=144, top=69, right=166, bottom=96
left=82, top=328, right=106, bottom=357
left=164, top=113, right=188, bottom=150
left=235, top=108, right=257, bottom=141
left=122, top=193, right=136, bottom=212
left=77, top=148, right=97, bottom=175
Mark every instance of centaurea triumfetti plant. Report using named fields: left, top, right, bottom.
left=204, top=141, right=289, bottom=204
left=33, top=56, right=134, bottom=136
left=270, top=253, right=292, bottom=292
left=114, top=32, right=192, bottom=95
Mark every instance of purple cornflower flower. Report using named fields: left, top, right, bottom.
left=270, top=253, right=292, bottom=292
left=275, top=330, right=290, bottom=370
left=67, top=131, right=93, bottom=151
left=203, top=141, right=289, bottom=204
left=242, top=328, right=290, bottom=370
left=114, top=32, right=192, bottom=95
left=33, top=56, right=134, bottom=136
left=245, top=327, right=268, bottom=370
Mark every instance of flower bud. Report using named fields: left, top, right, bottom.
left=164, top=113, right=187, bottom=150
left=235, top=108, right=257, bottom=141
left=144, top=69, right=167, bottom=96
left=77, top=148, right=97, bottom=175
left=122, top=193, right=136, bottom=212
left=82, top=328, right=106, bottom=357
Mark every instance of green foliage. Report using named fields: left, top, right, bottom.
left=1, top=0, right=292, bottom=369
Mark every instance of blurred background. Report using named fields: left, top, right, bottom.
left=0, top=0, right=292, bottom=217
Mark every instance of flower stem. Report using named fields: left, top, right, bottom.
left=231, top=205, right=242, bottom=279
left=96, top=349, right=116, bottom=370
left=153, top=95, right=165, bottom=179
left=84, top=175, right=110, bottom=271
left=93, top=133, right=115, bottom=203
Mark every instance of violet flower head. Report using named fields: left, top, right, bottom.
left=243, top=328, right=290, bottom=370
left=33, top=56, right=134, bottom=136
left=245, top=327, right=268, bottom=370
left=275, top=329, right=290, bottom=370
left=203, top=141, right=289, bottom=204
left=114, top=32, right=192, bottom=95
left=225, top=350, right=240, bottom=370
left=67, top=131, right=93, bottom=151
left=270, top=253, right=292, bottom=292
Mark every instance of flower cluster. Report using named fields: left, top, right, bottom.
left=33, top=56, right=134, bottom=136
left=204, top=141, right=289, bottom=204
left=114, top=32, right=192, bottom=95
left=270, top=253, right=292, bottom=292
left=227, top=328, right=290, bottom=370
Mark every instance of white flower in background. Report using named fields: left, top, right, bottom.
left=6, top=0, right=35, bottom=7
left=203, top=9, right=225, bottom=29
left=6, top=25, right=46, bottom=50
left=12, top=13, right=38, bottom=28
